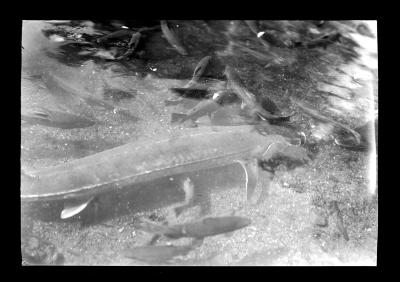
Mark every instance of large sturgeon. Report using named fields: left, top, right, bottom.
left=21, top=125, right=308, bottom=218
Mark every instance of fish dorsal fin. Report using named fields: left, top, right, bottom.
left=235, top=158, right=259, bottom=201
left=61, top=196, right=94, bottom=219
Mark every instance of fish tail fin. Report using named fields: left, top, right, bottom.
left=171, top=112, right=187, bottom=123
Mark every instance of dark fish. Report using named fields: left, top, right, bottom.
left=138, top=216, right=251, bottom=239
left=184, top=55, right=212, bottom=88
left=21, top=108, right=95, bottom=129
left=96, top=29, right=134, bottom=43
left=116, top=32, right=141, bottom=60
left=224, top=66, right=293, bottom=122
left=169, top=88, right=210, bottom=100
left=160, top=20, right=188, bottom=56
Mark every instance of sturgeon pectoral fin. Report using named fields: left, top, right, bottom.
left=236, top=158, right=259, bottom=201
left=256, top=170, right=274, bottom=205
left=61, top=197, right=94, bottom=219
left=261, top=142, right=289, bottom=160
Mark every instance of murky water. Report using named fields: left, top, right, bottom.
left=21, top=20, right=377, bottom=266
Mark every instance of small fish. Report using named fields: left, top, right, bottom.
left=160, top=20, right=188, bottom=56
left=21, top=108, right=96, bottom=129
left=184, top=55, right=212, bottom=88
left=224, top=66, right=294, bottom=122
left=137, top=216, right=251, bottom=239
left=123, top=245, right=194, bottom=263
left=123, top=240, right=202, bottom=263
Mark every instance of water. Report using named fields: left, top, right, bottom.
left=21, top=20, right=377, bottom=266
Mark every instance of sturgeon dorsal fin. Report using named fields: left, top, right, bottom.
left=235, top=158, right=259, bottom=201
left=61, top=196, right=94, bottom=219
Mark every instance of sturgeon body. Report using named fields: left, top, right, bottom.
left=21, top=126, right=305, bottom=219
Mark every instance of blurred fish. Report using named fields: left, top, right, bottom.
left=304, top=31, right=341, bottom=49
left=184, top=55, right=212, bottom=88
left=310, top=20, right=325, bottom=27
left=330, top=201, right=349, bottom=241
left=244, top=20, right=259, bottom=35
left=224, top=66, right=294, bottom=122
left=96, top=29, right=134, bottom=43
left=356, top=23, right=374, bottom=38
left=171, top=98, right=220, bottom=124
left=334, top=119, right=377, bottom=151
left=291, top=98, right=361, bottom=145
left=232, top=41, right=279, bottom=64
left=165, top=56, right=214, bottom=105
left=21, top=235, right=65, bottom=265
left=207, top=105, right=263, bottom=126
left=258, top=30, right=293, bottom=48
left=21, top=107, right=95, bottom=129
left=93, top=48, right=118, bottom=60
left=123, top=239, right=203, bottom=263
left=170, top=90, right=237, bottom=124
left=137, top=216, right=251, bottom=239
left=244, top=21, right=272, bottom=49
left=42, top=73, right=138, bottom=120
left=160, top=20, right=188, bottom=55
left=103, top=87, right=136, bottom=102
